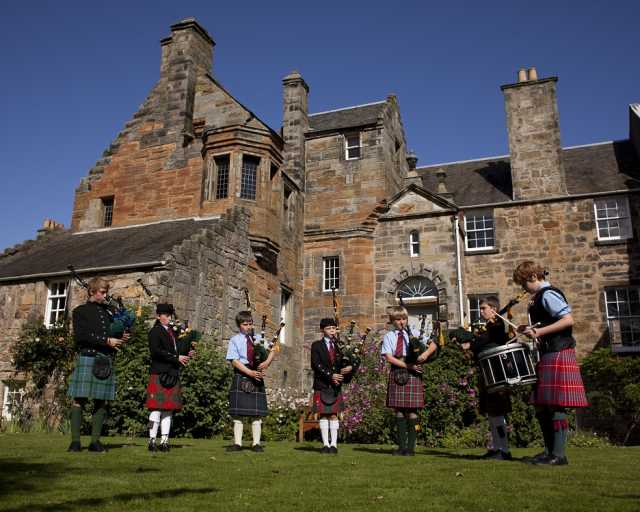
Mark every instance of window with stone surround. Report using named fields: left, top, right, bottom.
left=240, top=155, right=259, bottom=200
left=102, top=197, right=114, bottom=227
left=465, top=210, right=495, bottom=251
left=280, top=288, right=292, bottom=346
left=409, top=230, right=420, bottom=257
left=605, top=287, right=640, bottom=352
left=467, top=294, right=498, bottom=326
left=345, top=133, right=361, bottom=160
left=2, top=381, right=25, bottom=421
left=323, top=256, right=340, bottom=292
left=594, top=196, right=632, bottom=241
left=214, top=155, right=230, bottom=199
left=45, top=281, right=68, bottom=328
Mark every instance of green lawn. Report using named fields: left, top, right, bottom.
left=1, top=434, right=639, bottom=512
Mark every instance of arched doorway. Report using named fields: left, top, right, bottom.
left=396, top=276, right=438, bottom=337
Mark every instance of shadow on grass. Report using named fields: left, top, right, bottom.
left=2, top=487, right=217, bottom=512
left=293, top=446, right=325, bottom=453
left=0, top=460, right=82, bottom=497
left=352, top=446, right=394, bottom=455
left=106, top=442, right=193, bottom=450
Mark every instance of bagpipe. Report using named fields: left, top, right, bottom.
left=243, top=288, right=284, bottom=370
left=397, top=293, right=440, bottom=365
left=67, top=265, right=136, bottom=338
left=331, top=288, right=369, bottom=370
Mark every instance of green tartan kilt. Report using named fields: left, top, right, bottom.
left=67, top=355, right=117, bottom=401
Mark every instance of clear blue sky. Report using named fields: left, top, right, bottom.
left=1, top=0, right=638, bottom=251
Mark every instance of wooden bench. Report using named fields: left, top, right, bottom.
left=297, top=406, right=319, bottom=442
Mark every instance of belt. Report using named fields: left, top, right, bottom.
left=79, top=349, right=110, bottom=357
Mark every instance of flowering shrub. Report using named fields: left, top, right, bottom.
left=262, top=387, right=309, bottom=441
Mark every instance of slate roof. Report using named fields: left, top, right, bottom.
left=0, top=218, right=220, bottom=281
left=418, top=140, right=640, bottom=207
left=308, top=101, right=386, bottom=134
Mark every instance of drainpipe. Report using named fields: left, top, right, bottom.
left=453, top=215, right=465, bottom=326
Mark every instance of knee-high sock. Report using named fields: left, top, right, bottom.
left=329, top=419, right=339, bottom=448
left=488, top=415, right=508, bottom=452
left=552, top=412, right=569, bottom=458
left=70, top=405, right=82, bottom=443
left=148, top=410, right=161, bottom=439
left=406, top=418, right=417, bottom=452
left=319, top=418, right=330, bottom=446
left=536, top=409, right=554, bottom=455
left=233, top=419, right=244, bottom=446
left=396, top=416, right=408, bottom=450
left=91, top=405, right=107, bottom=443
left=160, top=411, right=172, bottom=442
left=252, top=419, right=262, bottom=446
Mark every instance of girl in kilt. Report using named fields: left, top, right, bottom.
left=146, top=303, right=191, bottom=452
left=382, top=306, right=437, bottom=456
left=67, top=277, right=129, bottom=453
left=514, top=261, right=588, bottom=466
left=310, top=318, right=355, bottom=454
left=226, top=310, right=276, bottom=452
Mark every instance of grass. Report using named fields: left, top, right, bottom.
left=1, top=434, right=639, bottom=512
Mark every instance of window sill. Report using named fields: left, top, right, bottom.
left=464, top=248, right=499, bottom=256
left=595, top=238, right=633, bottom=246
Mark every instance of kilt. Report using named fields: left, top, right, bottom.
left=312, top=390, right=345, bottom=415
left=386, top=369, right=424, bottom=409
left=531, top=349, right=588, bottom=408
left=67, top=355, right=116, bottom=401
left=145, top=373, right=183, bottom=410
left=479, top=386, right=512, bottom=416
left=229, top=373, right=268, bottom=417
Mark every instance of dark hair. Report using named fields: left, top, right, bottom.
left=320, top=318, right=337, bottom=329
left=479, top=295, right=500, bottom=311
left=235, top=310, right=253, bottom=327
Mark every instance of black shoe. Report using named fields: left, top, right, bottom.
left=148, top=439, right=157, bottom=452
left=535, top=455, right=568, bottom=466
left=495, top=450, right=512, bottom=461
left=481, top=449, right=498, bottom=459
left=524, top=451, right=548, bottom=463
left=159, top=441, right=170, bottom=453
left=392, top=448, right=406, bottom=456
left=67, top=441, right=81, bottom=453
left=251, top=444, right=264, bottom=453
left=404, top=449, right=415, bottom=456
left=329, top=446, right=338, bottom=454
left=320, top=445, right=331, bottom=454
left=88, top=441, right=107, bottom=453
left=225, top=444, right=242, bottom=452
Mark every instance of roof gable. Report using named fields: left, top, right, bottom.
left=380, top=184, right=457, bottom=219
left=308, top=101, right=386, bottom=134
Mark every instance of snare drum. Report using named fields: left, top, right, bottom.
left=478, top=343, right=537, bottom=393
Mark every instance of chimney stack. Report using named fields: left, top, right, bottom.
left=37, top=219, right=64, bottom=238
left=501, top=68, right=567, bottom=200
left=282, top=70, right=309, bottom=188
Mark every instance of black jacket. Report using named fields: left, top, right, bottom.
left=148, top=321, right=189, bottom=375
left=470, top=317, right=509, bottom=361
left=310, top=338, right=356, bottom=392
left=72, top=301, right=115, bottom=356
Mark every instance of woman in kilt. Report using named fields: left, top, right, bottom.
left=226, top=310, right=276, bottom=452
left=514, top=261, right=588, bottom=466
left=67, top=277, right=129, bottom=453
left=146, top=303, right=191, bottom=452
left=310, top=318, right=355, bottom=454
left=381, top=306, right=437, bottom=456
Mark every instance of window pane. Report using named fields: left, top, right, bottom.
left=240, top=156, right=259, bottom=200
left=215, top=155, right=230, bottom=199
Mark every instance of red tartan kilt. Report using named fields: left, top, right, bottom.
left=531, top=349, right=588, bottom=408
left=145, top=373, right=183, bottom=410
left=312, top=390, right=345, bottom=415
left=386, top=370, right=424, bottom=409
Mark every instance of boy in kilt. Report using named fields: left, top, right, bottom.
left=67, top=277, right=129, bottom=453
left=226, top=310, right=276, bottom=452
left=382, top=306, right=437, bottom=456
left=310, top=318, right=355, bottom=454
left=146, top=303, right=192, bottom=452
left=514, top=261, right=588, bottom=466
left=459, top=296, right=513, bottom=460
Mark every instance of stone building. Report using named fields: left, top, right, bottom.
left=1, top=19, right=639, bottom=416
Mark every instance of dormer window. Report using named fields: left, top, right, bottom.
left=345, top=133, right=361, bottom=160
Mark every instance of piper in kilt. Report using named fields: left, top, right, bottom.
left=458, top=296, right=513, bottom=461
left=67, top=277, right=129, bottom=453
left=225, top=310, right=276, bottom=453
left=382, top=306, right=437, bottom=456
left=310, top=318, right=355, bottom=454
left=146, top=303, right=192, bottom=453
left=514, top=261, right=588, bottom=466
